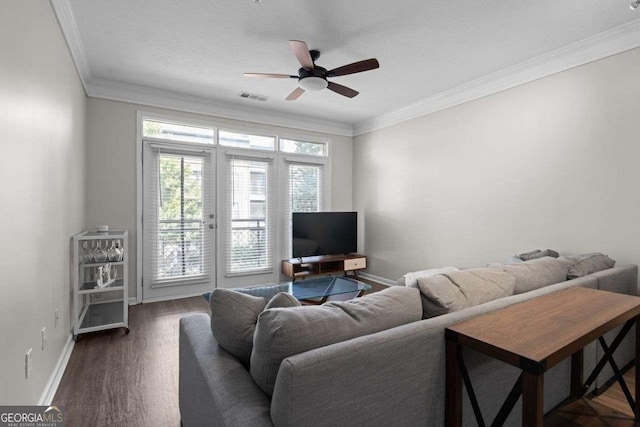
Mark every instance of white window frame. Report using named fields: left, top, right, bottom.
left=219, top=148, right=276, bottom=278
left=278, top=153, right=330, bottom=261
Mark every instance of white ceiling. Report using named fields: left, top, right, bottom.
left=58, top=0, right=640, bottom=135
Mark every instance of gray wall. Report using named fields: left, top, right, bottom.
left=0, top=2, right=86, bottom=403
left=354, top=48, right=640, bottom=281
left=85, top=98, right=353, bottom=300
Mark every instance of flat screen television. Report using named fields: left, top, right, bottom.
left=292, top=212, right=357, bottom=258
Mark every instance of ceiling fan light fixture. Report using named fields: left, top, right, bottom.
left=299, top=76, right=328, bottom=91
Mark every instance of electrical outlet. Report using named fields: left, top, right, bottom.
left=54, top=309, right=59, bottom=328
left=25, top=349, right=32, bottom=379
left=41, top=327, right=46, bottom=350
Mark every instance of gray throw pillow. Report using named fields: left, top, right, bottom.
left=494, top=257, right=568, bottom=294
left=561, top=253, right=616, bottom=279
left=209, top=289, right=267, bottom=366
left=416, top=269, right=515, bottom=318
left=265, top=292, right=302, bottom=309
left=517, top=249, right=541, bottom=259
left=250, top=286, right=422, bottom=397
left=518, top=249, right=559, bottom=261
left=209, top=290, right=301, bottom=366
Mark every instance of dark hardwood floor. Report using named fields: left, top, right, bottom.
left=546, top=368, right=637, bottom=426
left=53, top=285, right=635, bottom=427
left=53, top=297, right=209, bottom=427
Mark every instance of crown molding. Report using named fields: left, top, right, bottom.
left=86, top=78, right=354, bottom=137
left=353, top=19, right=640, bottom=136
left=50, top=0, right=91, bottom=92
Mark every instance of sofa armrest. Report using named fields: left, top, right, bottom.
left=591, top=264, right=638, bottom=296
left=179, top=314, right=273, bottom=427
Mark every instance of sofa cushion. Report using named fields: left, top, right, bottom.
left=403, top=266, right=460, bottom=288
left=493, top=257, right=568, bottom=294
left=210, top=290, right=301, bottom=366
left=250, top=286, right=422, bottom=397
left=416, top=269, right=515, bottom=318
left=561, top=253, right=616, bottom=279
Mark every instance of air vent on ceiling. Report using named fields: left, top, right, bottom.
left=239, top=92, right=269, bottom=102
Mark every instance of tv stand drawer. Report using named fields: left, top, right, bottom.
left=344, top=257, right=366, bottom=271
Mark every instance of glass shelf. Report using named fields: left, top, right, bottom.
left=79, top=278, right=124, bottom=293
left=79, top=301, right=124, bottom=330
left=81, top=261, right=125, bottom=268
left=79, top=230, right=127, bottom=238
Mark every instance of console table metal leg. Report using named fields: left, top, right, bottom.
left=570, top=349, right=584, bottom=399
left=445, top=340, right=462, bottom=427
left=522, top=372, right=543, bottom=427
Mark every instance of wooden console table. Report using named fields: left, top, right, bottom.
left=445, top=287, right=640, bottom=427
left=281, top=254, right=366, bottom=280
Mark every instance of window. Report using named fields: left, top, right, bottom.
left=140, top=116, right=331, bottom=292
left=280, top=138, right=327, bottom=156
left=142, top=119, right=214, bottom=144
left=290, top=164, right=321, bottom=212
left=222, top=154, right=275, bottom=275
left=157, top=155, right=204, bottom=279
left=219, top=130, right=275, bottom=151
left=143, top=146, right=214, bottom=288
left=282, top=159, right=328, bottom=258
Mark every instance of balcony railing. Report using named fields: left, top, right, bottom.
left=157, top=219, right=204, bottom=279
left=231, top=218, right=267, bottom=271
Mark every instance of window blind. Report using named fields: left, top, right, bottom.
left=221, top=153, right=276, bottom=275
left=281, top=159, right=328, bottom=259
left=143, top=147, right=213, bottom=286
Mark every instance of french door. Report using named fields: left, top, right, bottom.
left=142, top=142, right=216, bottom=301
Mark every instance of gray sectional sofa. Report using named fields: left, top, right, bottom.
left=179, top=256, right=638, bottom=426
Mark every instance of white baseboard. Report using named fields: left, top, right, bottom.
left=38, top=334, right=75, bottom=405
left=128, top=297, right=139, bottom=306
left=359, top=272, right=397, bottom=287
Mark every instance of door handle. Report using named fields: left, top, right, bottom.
left=209, top=224, right=216, bottom=229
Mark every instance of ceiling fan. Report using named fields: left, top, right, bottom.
left=244, top=40, right=379, bottom=101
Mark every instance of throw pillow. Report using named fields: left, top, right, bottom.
left=416, top=269, right=515, bottom=318
left=209, top=289, right=267, bottom=366
left=492, top=257, right=568, bottom=294
left=403, top=266, right=460, bottom=288
left=209, top=290, right=301, bottom=366
left=264, top=292, right=302, bottom=309
left=561, top=253, right=616, bottom=279
left=250, top=286, right=422, bottom=397
left=518, top=249, right=560, bottom=261
left=517, top=249, right=541, bottom=259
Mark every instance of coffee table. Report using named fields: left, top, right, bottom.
left=236, top=275, right=372, bottom=304
left=445, top=287, right=640, bottom=427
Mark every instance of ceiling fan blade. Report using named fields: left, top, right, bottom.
left=327, top=82, right=359, bottom=98
left=286, top=87, right=305, bottom=101
left=289, top=40, right=314, bottom=70
left=244, top=73, right=297, bottom=78
left=327, top=58, right=379, bottom=77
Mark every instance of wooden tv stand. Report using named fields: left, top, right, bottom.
left=281, top=254, right=367, bottom=281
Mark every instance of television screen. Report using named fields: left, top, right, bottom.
left=292, top=212, right=357, bottom=258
